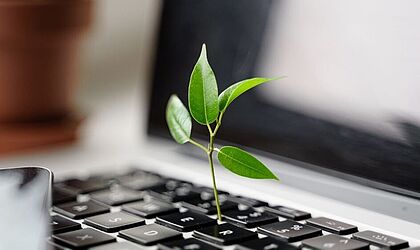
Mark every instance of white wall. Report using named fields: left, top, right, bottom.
left=76, top=0, right=161, bottom=147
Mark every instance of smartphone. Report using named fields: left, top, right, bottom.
left=0, top=166, right=52, bottom=250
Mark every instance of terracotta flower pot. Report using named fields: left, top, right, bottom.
left=0, top=0, right=93, bottom=122
left=0, top=0, right=93, bottom=154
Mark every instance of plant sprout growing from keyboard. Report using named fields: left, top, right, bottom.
left=166, top=44, right=282, bottom=221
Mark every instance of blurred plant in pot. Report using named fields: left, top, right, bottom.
left=166, top=44, right=282, bottom=221
left=0, top=0, right=93, bottom=154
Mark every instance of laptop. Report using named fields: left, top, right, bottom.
left=1, top=0, right=420, bottom=249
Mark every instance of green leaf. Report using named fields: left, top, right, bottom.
left=188, top=44, right=219, bottom=125
left=166, top=95, right=192, bottom=144
left=217, top=146, right=279, bottom=180
left=219, top=77, right=283, bottom=112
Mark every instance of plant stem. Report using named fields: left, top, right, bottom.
left=208, top=146, right=222, bottom=221
left=188, top=139, right=208, bottom=153
left=207, top=111, right=226, bottom=222
left=212, top=111, right=224, bottom=136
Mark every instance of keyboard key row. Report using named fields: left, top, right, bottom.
left=50, top=170, right=413, bottom=250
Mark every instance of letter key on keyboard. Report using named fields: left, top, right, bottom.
left=90, top=187, right=144, bottom=206
left=53, top=228, right=115, bottom=249
left=353, top=230, right=409, bottom=249
left=257, top=220, right=322, bottom=242
left=236, top=237, right=299, bottom=250
left=89, top=242, right=144, bottom=249
left=222, top=208, right=278, bottom=228
left=53, top=201, right=109, bottom=219
left=122, top=199, right=178, bottom=218
left=119, top=223, right=182, bottom=246
left=193, top=223, right=258, bottom=245
left=159, top=238, right=220, bottom=250
left=51, top=215, right=81, bottom=234
left=84, top=211, right=145, bottom=233
left=306, top=217, right=358, bottom=235
left=263, top=206, right=311, bottom=220
left=156, top=211, right=216, bottom=232
left=302, top=235, right=369, bottom=250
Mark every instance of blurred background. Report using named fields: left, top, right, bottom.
left=75, top=0, right=159, bottom=149
left=0, top=0, right=160, bottom=155
left=2, top=2, right=420, bottom=248
left=1, top=0, right=420, bottom=184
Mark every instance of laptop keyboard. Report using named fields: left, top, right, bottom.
left=49, top=169, right=414, bottom=250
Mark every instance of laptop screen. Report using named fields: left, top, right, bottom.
left=148, top=0, right=420, bottom=198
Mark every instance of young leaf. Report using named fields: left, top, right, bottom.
left=188, top=44, right=219, bottom=125
left=219, top=77, right=282, bottom=112
left=166, top=95, right=192, bottom=144
left=217, top=146, right=279, bottom=180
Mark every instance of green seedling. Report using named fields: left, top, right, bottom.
left=166, top=44, right=282, bottom=221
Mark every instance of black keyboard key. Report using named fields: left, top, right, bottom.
left=306, top=217, right=358, bottom=235
left=263, top=206, right=311, bottom=220
left=223, top=208, right=278, bottom=228
left=118, top=174, right=165, bottom=190
left=149, top=179, right=198, bottom=201
left=58, top=178, right=110, bottom=194
left=122, top=199, right=178, bottom=218
left=53, top=187, right=77, bottom=205
left=193, top=187, right=230, bottom=200
left=149, top=185, right=201, bottom=202
left=119, top=223, right=182, bottom=246
left=53, top=201, right=109, bottom=219
left=156, top=211, right=216, bottom=232
left=302, top=234, right=369, bottom=250
left=193, top=223, right=257, bottom=245
left=235, top=237, right=299, bottom=250
left=84, top=211, right=145, bottom=233
left=90, top=242, right=144, bottom=249
left=47, top=241, right=67, bottom=250
left=182, top=197, right=237, bottom=215
left=90, top=187, right=144, bottom=206
left=353, top=230, right=409, bottom=249
left=227, top=196, right=268, bottom=207
left=257, top=220, right=322, bottom=243
left=53, top=228, right=115, bottom=249
left=160, top=238, right=220, bottom=250
left=51, top=215, right=81, bottom=234
left=164, top=179, right=194, bottom=190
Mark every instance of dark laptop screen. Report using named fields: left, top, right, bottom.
left=148, top=0, right=420, bottom=198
